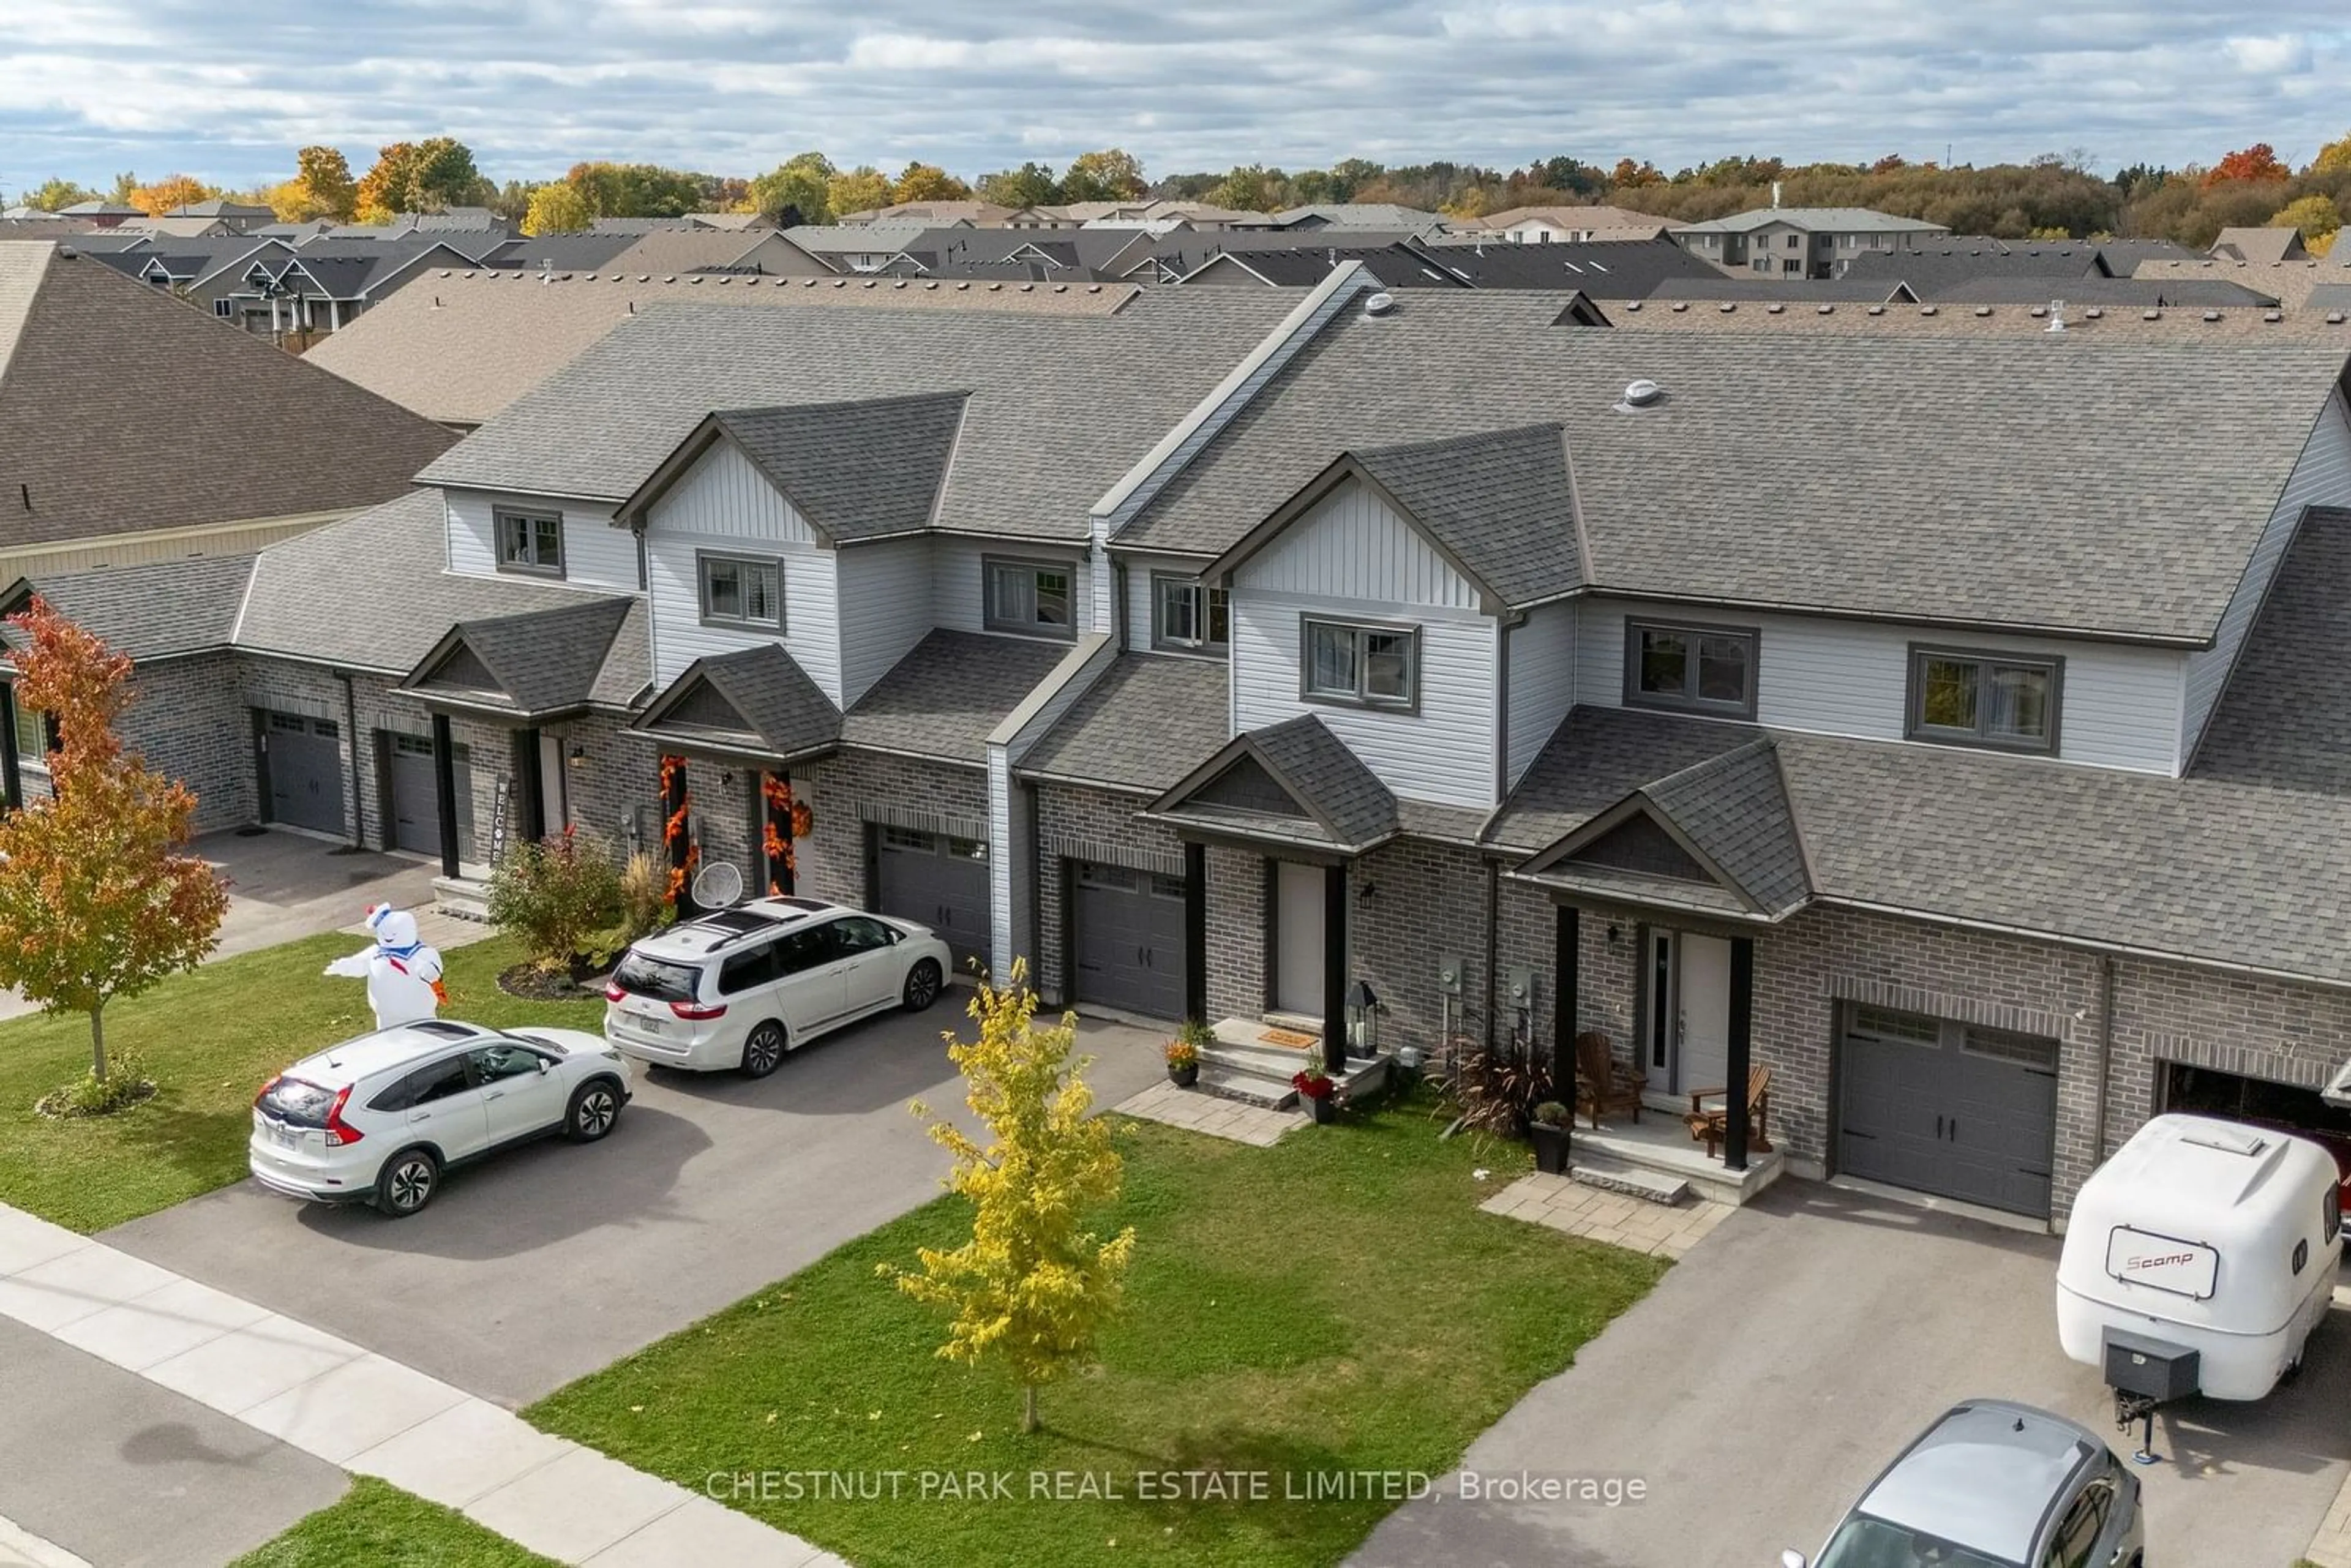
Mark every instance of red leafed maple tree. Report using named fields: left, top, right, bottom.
left=0, top=598, right=227, bottom=1082
left=2203, top=143, right=2291, bottom=188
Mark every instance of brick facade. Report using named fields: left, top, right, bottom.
left=785, top=746, right=988, bottom=909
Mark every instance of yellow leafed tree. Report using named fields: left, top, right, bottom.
left=882, top=964, right=1136, bottom=1433
left=523, top=182, right=594, bottom=236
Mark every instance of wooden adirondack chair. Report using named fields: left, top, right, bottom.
left=1572, top=1030, right=1645, bottom=1130
left=1684, top=1066, right=1774, bottom=1159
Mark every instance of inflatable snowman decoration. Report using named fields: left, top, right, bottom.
left=324, top=904, right=448, bottom=1030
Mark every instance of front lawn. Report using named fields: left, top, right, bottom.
left=230, top=1477, right=558, bottom=1568
left=527, top=1092, right=1663, bottom=1568
left=0, top=932, right=604, bottom=1232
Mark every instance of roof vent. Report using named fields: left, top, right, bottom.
left=1919, top=305, right=1938, bottom=317
left=1817, top=304, right=1834, bottom=315
left=1670, top=301, right=1689, bottom=312
left=1973, top=306, right=1992, bottom=317
left=1614, top=378, right=1667, bottom=413
left=2143, top=309, right=2161, bottom=320
left=2202, top=310, right=2222, bottom=322
left=2030, top=306, right=2047, bottom=318
left=1362, top=290, right=1398, bottom=317
left=1766, top=302, right=1784, bottom=314
left=2084, top=307, right=2102, bottom=319
left=2265, top=310, right=2283, bottom=323
left=1717, top=301, right=1736, bottom=313
left=1866, top=304, right=1886, bottom=316
left=1624, top=299, right=1643, bottom=312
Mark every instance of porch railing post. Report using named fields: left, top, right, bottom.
left=1725, top=935, right=1755, bottom=1172
left=1183, top=841, right=1207, bottom=1023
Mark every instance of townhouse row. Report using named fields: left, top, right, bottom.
left=14, top=266, right=2351, bottom=1231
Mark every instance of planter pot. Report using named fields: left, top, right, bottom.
left=1530, top=1122, right=1570, bottom=1175
left=1304, top=1093, right=1338, bottom=1125
left=1169, top=1063, right=1199, bottom=1089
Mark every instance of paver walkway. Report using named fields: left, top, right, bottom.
left=1478, top=1170, right=1732, bottom=1259
left=0, top=1201, right=843, bottom=1567
left=1116, top=1079, right=1300, bottom=1146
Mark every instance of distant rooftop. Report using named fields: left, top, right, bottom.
left=1676, top=206, right=1949, bottom=235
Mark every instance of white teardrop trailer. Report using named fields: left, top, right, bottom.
left=2058, top=1114, right=2341, bottom=1457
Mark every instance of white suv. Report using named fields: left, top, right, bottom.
left=249, top=1020, right=631, bottom=1218
left=604, top=896, right=951, bottom=1076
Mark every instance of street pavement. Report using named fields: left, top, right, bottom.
left=1352, top=1179, right=2351, bottom=1567
left=0, top=1315, right=344, bottom=1568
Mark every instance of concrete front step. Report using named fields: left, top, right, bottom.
left=1204, top=1038, right=1326, bottom=1079
left=1198, top=1065, right=1298, bottom=1109
left=1571, top=1158, right=1691, bottom=1206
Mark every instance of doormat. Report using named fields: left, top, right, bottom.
left=1259, top=1028, right=1319, bottom=1049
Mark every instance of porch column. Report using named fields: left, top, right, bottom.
left=1725, top=936, right=1755, bottom=1172
left=1182, top=842, right=1207, bottom=1023
left=1321, top=861, right=1347, bottom=1075
left=1553, top=904, right=1579, bottom=1098
left=514, top=727, right=546, bottom=844
left=0, top=679, right=21, bottom=813
left=430, top=713, right=460, bottom=879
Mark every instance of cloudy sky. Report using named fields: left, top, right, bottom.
left=4, top=1, right=2345, bottom=192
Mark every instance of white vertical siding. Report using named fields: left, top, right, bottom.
left=647, top=441, right=819, bottom=546
left=1504, top=600, right=1577, bottom=786
left=1231, top=593, right=1498, bottom=808
left=837, top=538, right=935, bottom=705
left=1575, top=597, right=2186, bottom=774
left=444, top=489, right=638, bottom=591
left=988, top=744, right=1019, bottom=981
left=2182, top=388, right=2351, bottom=762
left=1243, top=478, right=1482, bottom=609
left=645, top=531, right=839, bottom=700
left=932, top=538, right=1091, bottom=636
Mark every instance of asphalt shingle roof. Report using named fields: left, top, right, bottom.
left=710, top=393, right=966, bottom=542
left=640, top=642, right=840, bottom=760
left=1, top=553, right=256, bottom=661
left=1348, top=424, right=1579, bottom=608
left=1117, top=290, right=2351, bottom=641
left=0, top=243, right=457, bottom=550
left=409, top=596, right=637, bottom=716
left=1016, top=655, right=1231, bottom=792
left=1245, top=715, right=1399, bottom=847
left=420, top=290, right=1299, bottom=539
left=841, top=629, right=1071, bottom=763
left=1638, top=738, right=1810, bottom=915
left=482, top=234, right=642, bottom=272
left=234, top=489, right=623, bottom=673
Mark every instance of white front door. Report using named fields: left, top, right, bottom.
left=1274, top=861, right=1325, bottom=1018
left=1677, top=933, right=1733, bottom=1093
left=539, top=732, right=568, bottom=831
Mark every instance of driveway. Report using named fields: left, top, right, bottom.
left=104, top=1005, right=1165, bottom=1408
left=0, top=1315, right=345, bottom=1568
left=1354, top=1181, right=2351, bottom=1567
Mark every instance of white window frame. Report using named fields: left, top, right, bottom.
left=1150, top=574, right=1229, bottom=654
left=697, top=552, right=784, bottom=631
left=1299, top=617, right=1419, bottom=711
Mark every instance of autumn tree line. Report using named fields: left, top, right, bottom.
left=12, top=136, right=2350, bottom=252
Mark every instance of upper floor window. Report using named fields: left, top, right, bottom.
left=699, top=553, right=782, bottom=630
left=495, top=508, right=563, bottom=577
left=12, top=702, right=50, bottom=767
left=1907, top=646, right=2061, bottom=753
left=1152, top=574, right=1229, bottom=654
left=984, top=557, right=1074, bottom=639
left=1785, top=233, right=1801, bottom=249
left=1302, top=618, right=1417, bottom=710
left=1624, top=620, right=1757, bottom=718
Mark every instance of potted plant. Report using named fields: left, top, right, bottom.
left=1530, top=1101, right=1572, bottom=1175
left=1294, top=1067, right=1338, bottom=1124
left=1165, top=1021, right=1209, bottom=1088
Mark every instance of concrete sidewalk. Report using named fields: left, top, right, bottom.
left=0, top=1515, right=92, bottom=1568
left=0, top=1201, right=844, bottom=1567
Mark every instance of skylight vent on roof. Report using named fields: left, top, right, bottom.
left=1362, top=291, right=1398, bottom=317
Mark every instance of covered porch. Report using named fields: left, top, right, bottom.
left=1513, top=735, right=1815, bottom=1205
left=396, top=597, right=649, bottom=911
left=1142, top=715, right=1404, bottom=1101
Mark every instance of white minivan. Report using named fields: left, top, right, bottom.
left=604, top=896, right=952, bottom=1076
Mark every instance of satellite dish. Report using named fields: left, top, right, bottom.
left=692, top=861, right=744, bottom=908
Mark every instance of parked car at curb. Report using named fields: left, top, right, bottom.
left=250, top=1020, right=631, bottom=1218
left=602, top=895, right=951, bottom=1077
left=1783, top=1399, right=2142, bottom=1568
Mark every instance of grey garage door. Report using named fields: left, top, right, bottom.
left=1839, top=1003, right=2058, bottom=1218
left=386, top=732, right=473, bottom=857
left=876, top=827, right=989, bottom=973
left=260, top=711, right=346, bottom=836
left=1071, top=861, right=1188, bottom=1022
